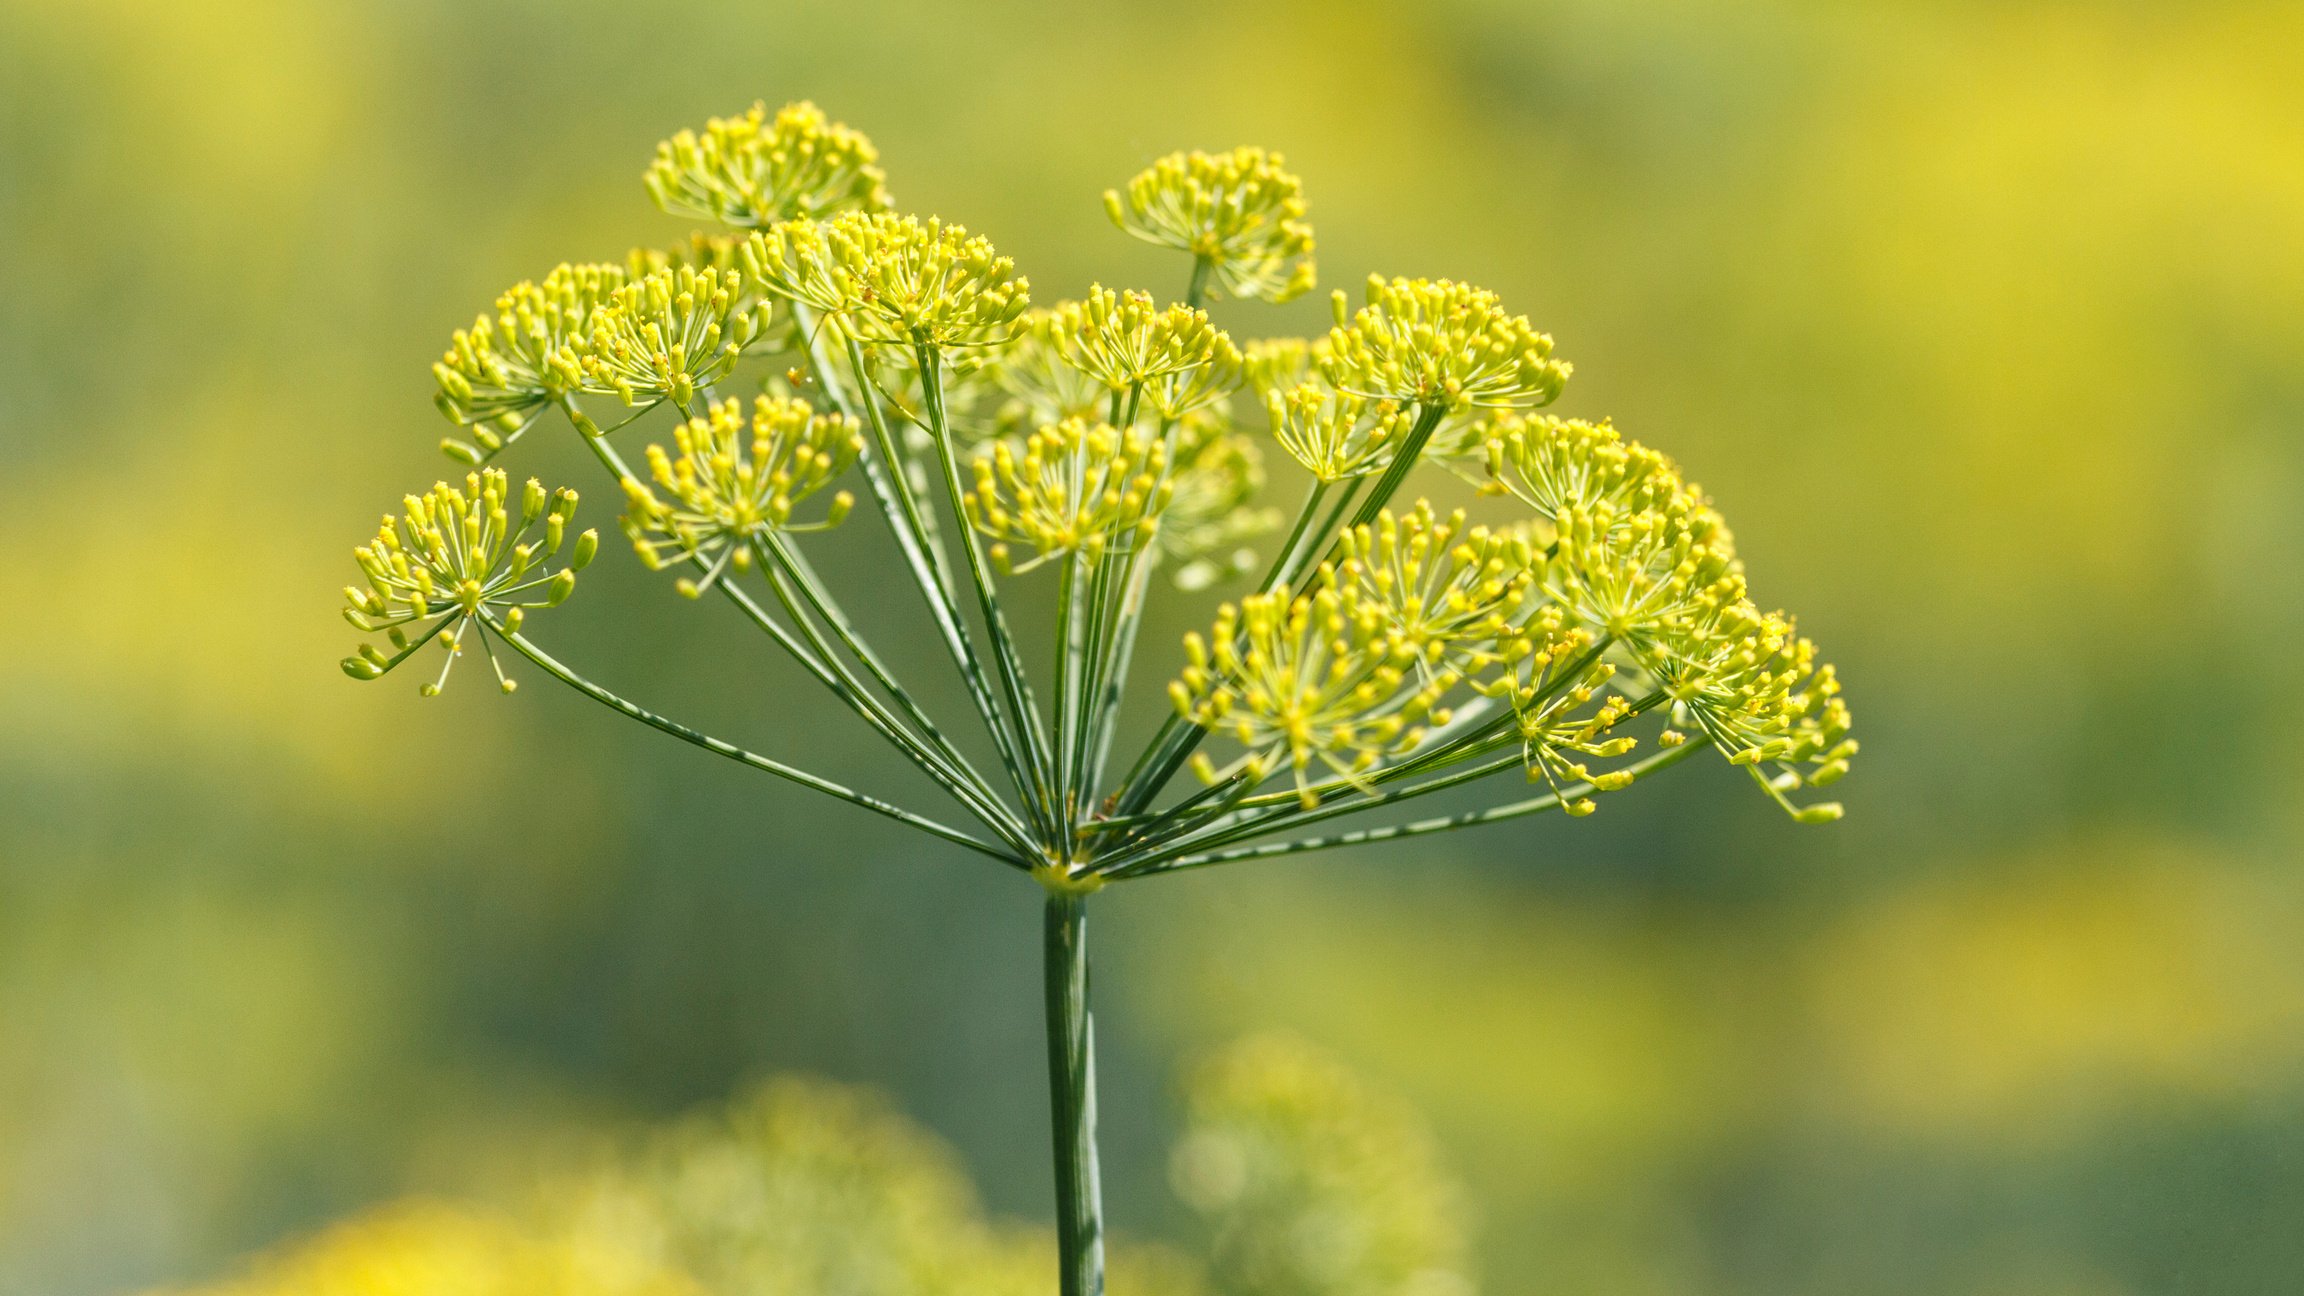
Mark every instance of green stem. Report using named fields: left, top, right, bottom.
left=763, top=537, right=1026, bottom=840
left=487, top=618, right=1013, bottom=864
left=839, top=335, right=1048, bottom=837
left=1185, top=255, right=1213, bottom=310
left=916, top=341, right=1059, bottom=828
left=1129, top=738, right=1712, bottom=876
left=562, top=396, right=639, bottom=482
left=1341, top=402, right=1448, bottom=532
left=1289, top=477, right=1366, bottom=589
left=1105, top=411, right=1461, bottom=835
left=1108, top=749, right=1527, bottom=876
left=744, top=544, right=1036, bottom=855
left=1104, top=476, right=1339, bottom=825
left=1261, top=477, right=1332, bottom=592
left=1043, top=890, right=1106, bottom=1296
left=1055, top=552, right=1089, bottom=818
left=796, top=304, right=951, bottom=579
left=1104, top=472, right=1366, bottom=828
left=1082, top=547, right=1155, bottom=799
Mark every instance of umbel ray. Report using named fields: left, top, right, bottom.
left=338, top=101, right=1855, bottom=1296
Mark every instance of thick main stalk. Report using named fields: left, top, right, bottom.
left=1043, top=891, right=1106, bottom=1296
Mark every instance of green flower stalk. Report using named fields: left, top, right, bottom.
left=339, top=102, right=1858, bottom=1296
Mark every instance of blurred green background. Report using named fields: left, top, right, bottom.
left=4, top=0, right=2302, bottom=1292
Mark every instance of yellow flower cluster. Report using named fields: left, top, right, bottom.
left=1321, top=275, right=1571, bottom=412
left=1049, top=287, right=1241, bottom=418
left=1543, top=494, right=1740, bottom=644
left=1643, top=599, right=1855, bottom=821
left=581, top=266, right=771, bottom=409
left=627, top=231, right=748, bottom=279
left=965, top=418, right=1171, bottom=571
left=1181, top=392, right=1854, bottom=819
left=398, top=99, right=1855, bottom=829
left=1264, top=383, right=1416, bottom=482
left=1160, top=418, right=1281, bottom=590
left=1149, top=328, right=1242, bottom=421
left=744, top=212, right=1029, bottom=349
left=643, top=100, right=891, bottom=228
left=1484, top=413, right=1693, bottom=528
left=340, top=469, right=595, bottom=694
left=1498, top=417, right=1848, bottom=817
left=988, top=307, right=1110, bottom=435
left=1171, top=582, right=1460, bottom=808
left=621, top=395, right=862, bottom=593
left=1105, top=147, right=1317, bottom=303
left=433, top=262, right=627, bottom=449
left=1329, top=503, right=1538, bottom=674
left=1241, top=336, right=1317, bottom=399
left=434, top=262, right=774, bottom=454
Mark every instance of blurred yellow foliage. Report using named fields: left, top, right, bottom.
left=558, top=1077, right=1046, bottom=1296
left=8, top=0, right=2304, bottom=1291
left=156, top=1070, right=1332, bottom=1296
left=1174, top=1034, right=1473, bottom=1296
left=1810, top=840, right=2304, bottom=1137
left=155, top=1200, right=692, bottom=1296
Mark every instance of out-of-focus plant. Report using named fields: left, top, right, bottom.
left=157, top=1045, right=1472, bottom=1296
left=1173, top=1035, right=1473, bottom=1296
left=555, top=1078, right=1194, bottom=1296
left=149, top=1199, right=696, bottom=1296
left=334, top=100, right=1856, bottom=1295
left=566, top=1078, right=999, bottom=1295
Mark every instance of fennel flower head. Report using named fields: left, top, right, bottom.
left=644, top=99, right=892, bottom=228
left=339, top=470, right=596, bottom=696
left=621, top=395, right=863, bottom=596
left=744, top=212, right=1030, bottom=349
left=1106, top=147, right=1317, bottom=303
left=346, top=95, right=1858, bottom=1296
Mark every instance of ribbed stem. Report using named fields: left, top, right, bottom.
left=1043, top=891, right=1105, bottom=1296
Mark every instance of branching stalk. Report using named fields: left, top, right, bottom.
left=487, top=616, right=1013, bottom=863
left=914, top=341, right=1061, bottom=829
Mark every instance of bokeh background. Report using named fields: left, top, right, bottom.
left=5, top=0, right=2303, bottom=1292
